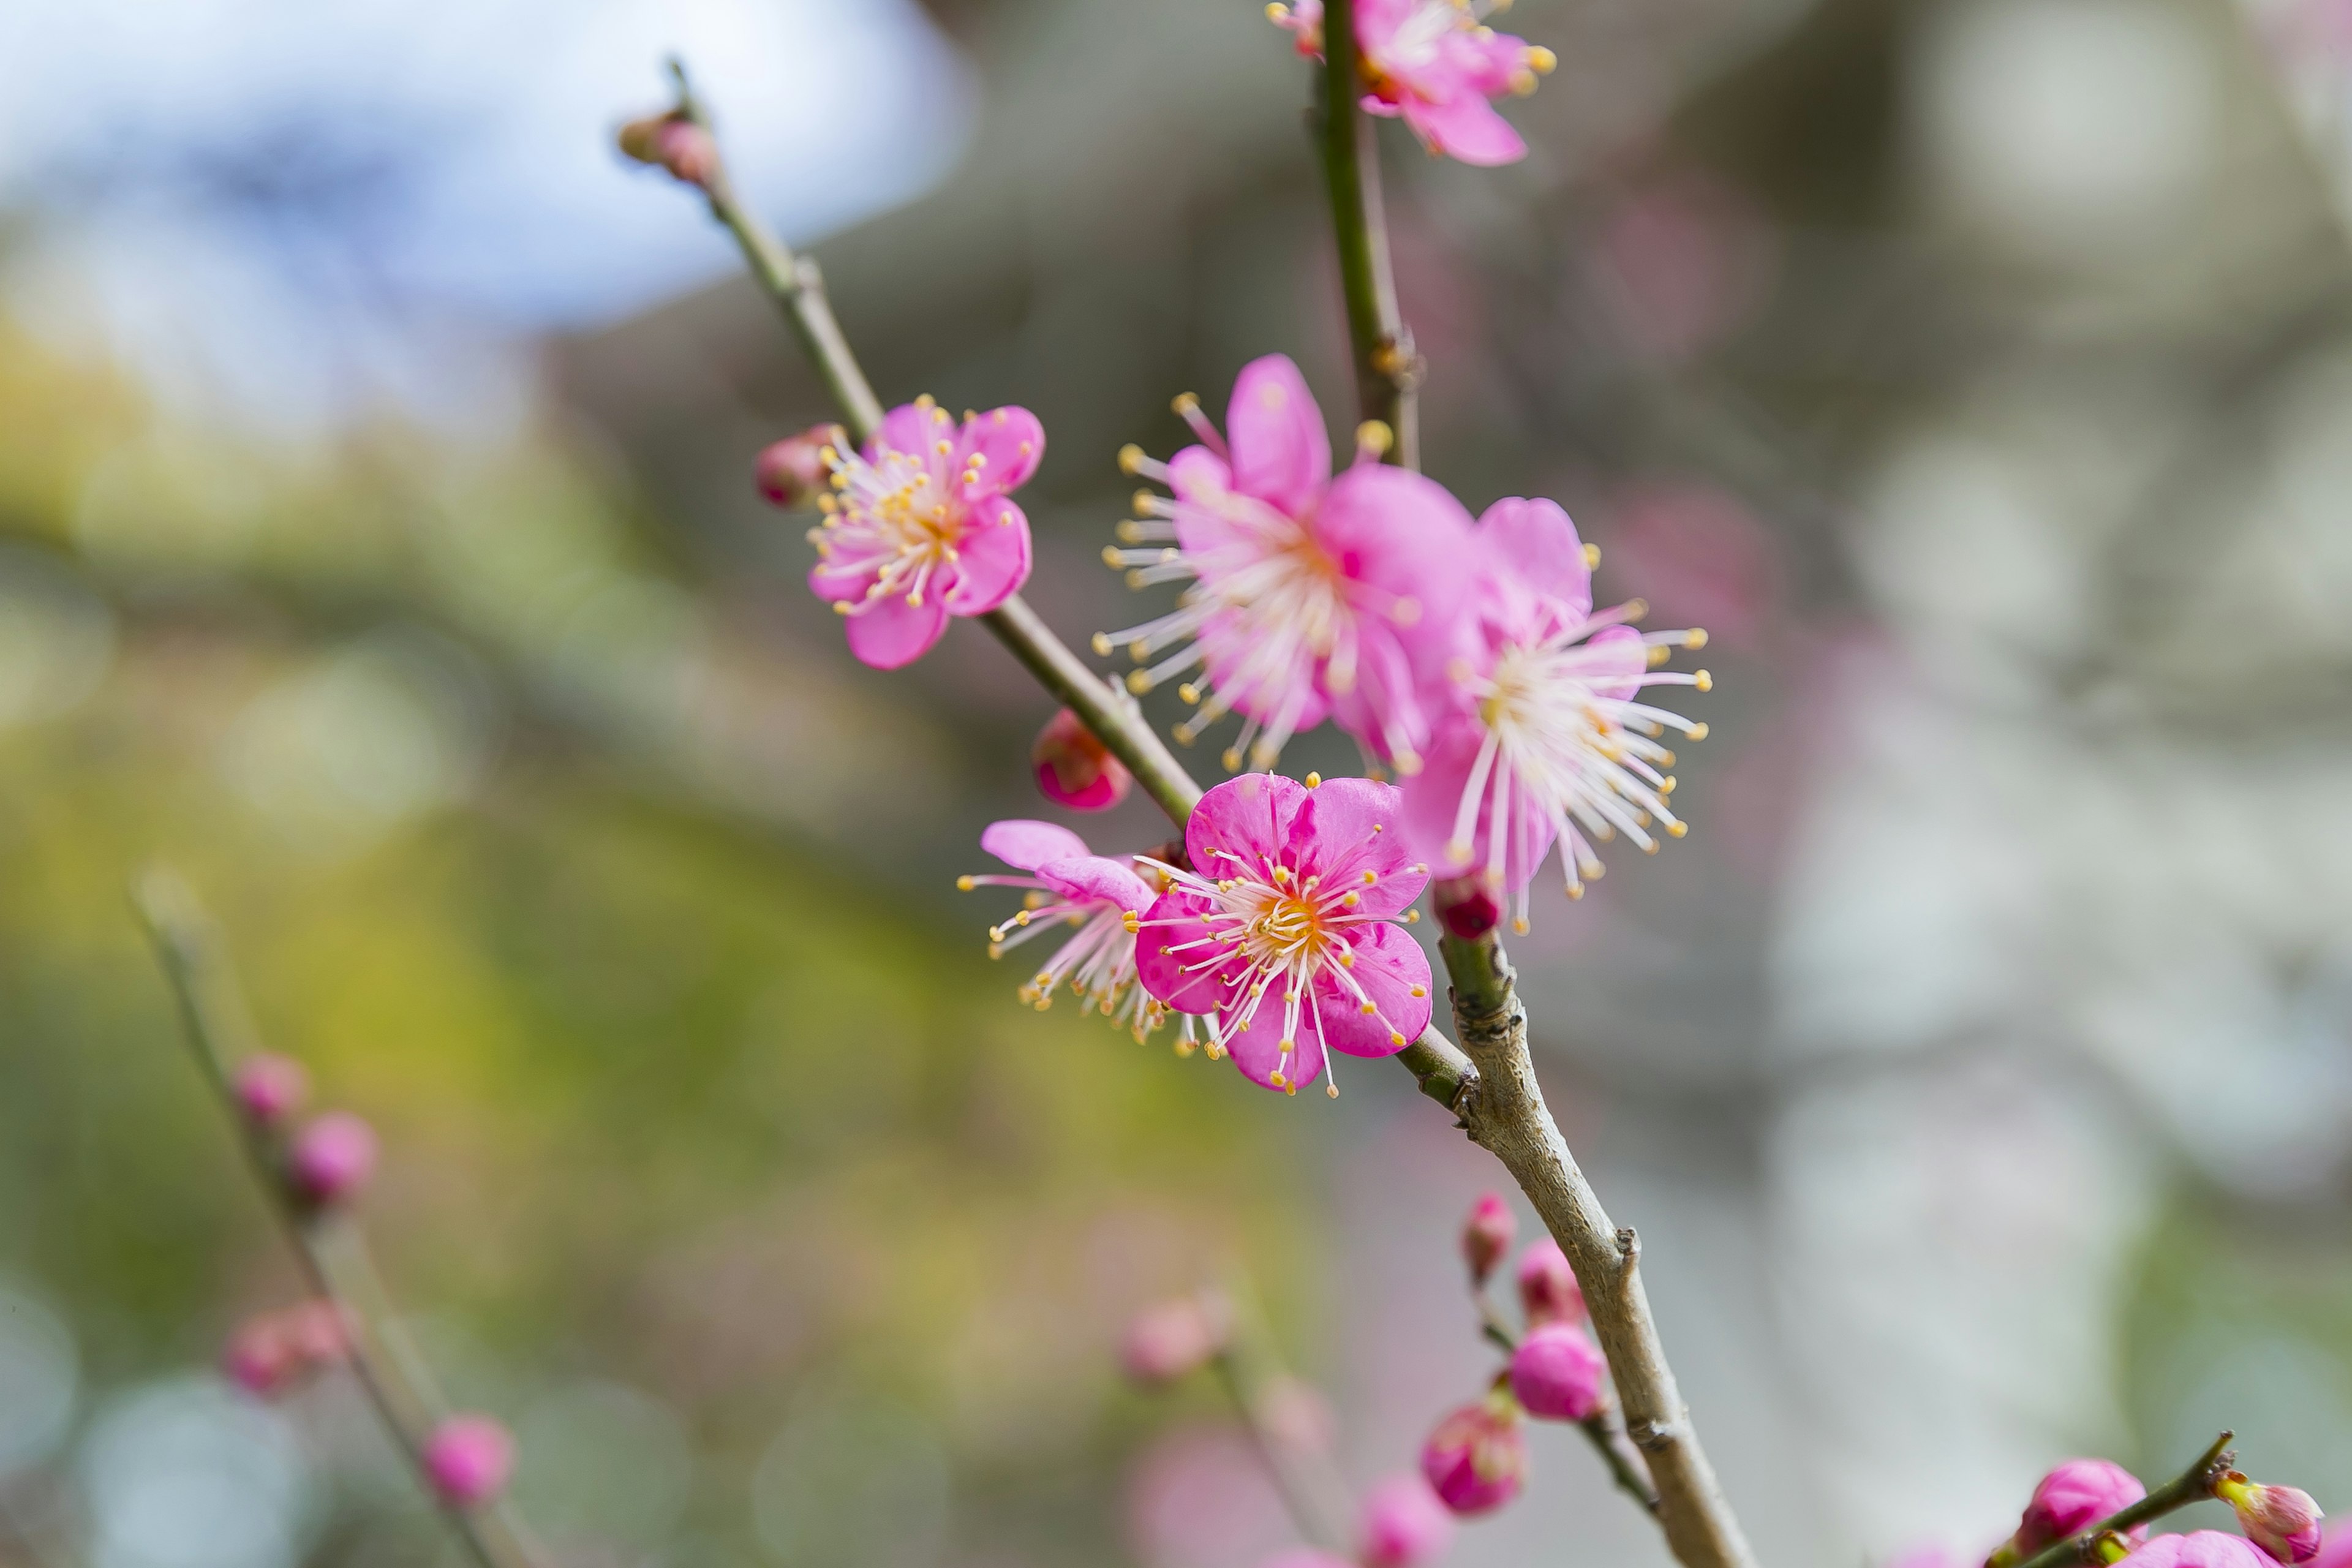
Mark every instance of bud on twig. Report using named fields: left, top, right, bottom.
left=1516, top=1237, right=1585, bottom=1329
left=288, top=1112, right=377, bottom=1205
left=232, top=1054, right=309, bottom=1126
left=1359, top=1474, right=1455, bottom=1568
left=2217, top=1473, right=2326, bottom=1565
left=617, top=111, right=718, bottom=189
left=1420, top=1394, right=1526, bottom=1515
left=755, top=425, right=841, bottom=508
left=1461, top=1192, right=1516, bottom=1286
left=424, top=1415, right=515, bottom=1509
left=1033, top=707, right=1134, bottom=812
left=1994, top=1460, right=2149, bottom=1564
left=1509, top=1322, right=1607, bottom=1421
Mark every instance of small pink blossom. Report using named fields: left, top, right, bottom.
left=1419, top=1396, right=1525, bottom=1516
left=2001, top=1460, right=2148, bottom=1560
left=755, top=424, right=842, bottom=509
left=424, top=1414, right=514, bottom=1509
left=1515, top=1237, right=1583, bottom=1329
left=1401, top=496, right=1709, bottom=932
left=1461, top=1191, right=1515, bottom=1286
left=963, top=820, right=1219, bottom=1054
left=1120, top=1293, right=1231, bottom=1384
left=2116, top=1534, right=2277, bottom=1568
left=807, top=397, right=1039, bottom=669
left=1269, top=1, right=1556, bottom=167
left=1360, top=1473, right=1454, bottom=1568
left=1101, top=355, right=1477, bottom=772
left=2218, top=1475, right=2326, bottom=1565
left=288, top=1112, right=377, bottom=1205
left=1509, top=1322, right=1606, bottom=1422
left=232, top=1054, right=308, bottom=1126
left=1033, top=707, right=1133, bottom=812
left=1133, top=773, right=1433, bottom=1096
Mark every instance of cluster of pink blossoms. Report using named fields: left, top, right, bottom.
left=1268, top=0, right=1558, bottom=166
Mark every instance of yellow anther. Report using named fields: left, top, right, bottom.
left=1284, top=1081, right=1297, bottom=1096
left=1643, top=839, right=1660, bottom=855
left=1567, top=884, right=1585, bottom=900
left=1360, top=1001, right=1376, bottom=1015
left=1178, top=683, right=1201, bottom=705
left=1222, top=748, right=1243, bottom=771
left=915, top=394, right=935, bottom=409
left=1409, top=986, right=1427, bottom=998
left=1686, top=628, right=1709, bottom=650
left=1326, top=1082, right=1339, bottom=1099
left=1362, top=870, right=1378, bottom=884
left=1694, top=670, right=1713, bottom=692
left=1355, top=420, right=1394, bottom=456
left=1266, top=1, right=1288, bottom=18
left=833, top=601, right=852, bottom=615
left=1127, top=670, right=1153, bottom=694
left=1687, top=723, right=1709, bottom=741
left=1527, top=45, right=1553, bottom=73
left=1013, top=910, right=1031, bottom=925
left=1172, top=392, right=1200, bottom=414
left=1404, top=910, right=1421, bottom=924
left=1118, top=443, right=1145, bottom=475
left=1133, top=489, right=1155, bottom=514
left=1666, top=820, right=1688, bottom=839
left=1388, top=1031, right=1406, bottom=1046
left=1341, top=892, right=1359, bottom=908
left=1305, top=772, right=1322, bottom=788
left=1270, top=1069, right=1287, bottom=1088
left=1512, top=917, right=1531, bottom=933
left=1128, top=641, right=1150, bottom=662
left=1624, top=597, right=1649, bottom=621
left=1509, top=69, right=1537, bottom=96
left=1660, top=777, right=1677, bottom=794
left=1091, top=632, right=1114, bottom=657
left=956, top=875, right=976, bottom=891
left=1102, top=546, right=1122, bottom=568
left=1126, top=570, right=1148, bottom=589
left=936, top=440, right=952, bottom=455
left=1648, top=645, right=1671, bottom=668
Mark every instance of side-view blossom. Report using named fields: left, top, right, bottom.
left=1133, top=772, right=1433, bottom=1096
left=1401, top=496, right=1709, bottom=932
left=1360, top=1473, right=1455, bottom=1568
left=2217, top=1474, right=2326, bottom=1565
left=1032, top=707, right=1134, bottom=812
left=1099, top=355, right=1476, bottom=772
left=962, top=820, right=1219, bottom=1054
left=806, top=397, right=1039, bottom=669
left=1509, top=1322, right=1607, bottom=1422
left=2116, top=1533, right=2277, bottom=1568
left=1268, top=0, right=1557, bottom=166
left=1420, top=1395, right=1526, bottom=1515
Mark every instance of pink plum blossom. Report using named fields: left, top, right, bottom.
left=2309, top=1526, right=2352, bottom=1568
left=1269, top=0, right=1557, bottom=167
left=1401, top=496, right=1709, bottom=932
left=2116, top=1534, right=2277, bottom=1568
left=1997, top=1459, right=2148, bottom=1561
left=1360, top=1473, right=1454, bottom=1568
left=806, top=397, right=1039, bottom=669
left=288, top=1112, right=377, bottom=1204
left=1515, top=1237, right=1583, bottom=1328
left=423, top=1414, right=514, bottom=1509
left=232, top=1053, right=308, bottom=1126
left=963, top=820, right=1220, bottom=1054
left=1461, top=1191, right=1515, bottom=1286
left=1509, top=1322, right=1607, bottom=1421
left=2217, top=1475, right=2326, bottom=1565
left=1100, top=355, right=1477, bottom=772
left=1420, top=1396, right=1526, bottom=1515
left=1133, top=773, right=1433, bottom=1096
left=1033, top=707, right=1133, bottom=812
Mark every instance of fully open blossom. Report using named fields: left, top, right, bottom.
left=1420, top=1396, right=1526, bottom=1515
left=1993, top=1460, right=2148, bottom=1563
left=1401, top=496, right=1709, bottom=932
left=807, top=398, right=1039, bottom=669
left=1360, top=1474, right=1454, bottom=1568
left=2117, top=1534, right=2275, bottom=1568
left=1099, top=355, right=1476, bottom=772
left=2218, top=1475, right=2326, bottom=1565
left=1509, top=1322, right=1607, bottom=1421
left=1134, top=773, right=1433, bottom=1096
left=963, top=820, right=1220, bottom=1055
left=1268, top=0, right=1556, bottom=165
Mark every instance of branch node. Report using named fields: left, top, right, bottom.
left=1628, top=1416, right=1686, bottom=1452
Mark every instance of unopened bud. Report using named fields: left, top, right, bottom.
left=424, top=1414, right=515, bottom=1509
left=288, top=1112, right=377, bottom=1205
left=232, top=1054, right=309, bottom=1127
left=755, top=426, right=841, bottom=508
left=1508, top=1322, right=1607, bottom=1422
left=1359, top=1473, right=1455, bottom=1568
left=221, top=1299, right=351, bottom=1398
left=2217, top=1474, right=2325, bottom=1565
left=1515, top=1237, right=1584, bottom=1329
left=2113, top=1532, right=2276, bottom=1568
left=1120, top=1292, right=1229, bottom=1384
left=1433, top=876, right=1501, bottom=940
left=221, top=1315, right=293, bottom=1397
left=1461, top=1192, right=1516, bottom=1286
left=1033, top=707, right=1133, bottom=812
left=617, top=112, right=717, bottom=189
left=1996, top=1459, right=2147, bottom=1563
left=1419, top=1396, right=1526, bottom=1516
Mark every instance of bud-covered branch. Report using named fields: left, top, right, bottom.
left=2010, top=1435, right=2241, bottom=1568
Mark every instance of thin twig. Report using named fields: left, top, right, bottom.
left=2008, top=1433, right=2237, bottom=1568
left=133, top=872, right=545, bottom=1568
left=1211, top=1282, right=1357, bottom=1554
left=1317, top=5, right=1419, bottom=469
left=1582, top=1411, right=1665, bottom=1515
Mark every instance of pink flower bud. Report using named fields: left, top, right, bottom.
left=221, top=1315, right=292, bottom=1397
left=1419, top=1398, right=1526, bottom=1517
left=616, top=112, right=717, bottom=188
left=1032, top=708, right=1133, bottom=812
left=1515, top=1238, right=1584, bottom=1329
left=2005, top=1460, right=2148, bottom=1559
left=1359, top=1474, right=1454, bottom=1568
left=1120, top=1294, right=1229, bottom=1385
left=1509, top=1322, right=1607, bottom=1422
left=2218, top=1475, right=2326, bottom=1565
left=281, top=1299, right=353, bottom=1365
left=1461, top=1192, right=1516, bottom=1286
left=288, top=1112, right=377, bottom=1204
left=232, top=1054, right=308, bottom=1126
left=755, top=426, right=841, bottom=508
left=423, top=1414, right=514, bottom=1509
left=2117, top=1533, right=2277, bottom=1568
left=1433, top=876, right=1501, bottom=941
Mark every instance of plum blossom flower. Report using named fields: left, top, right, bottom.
left=1401, top=497, right=1709, bottom=932
left=1099, top=355, right=1476, bottom=772
left=2116, top=1534, right=2276, bottom=1568
left=1420, top=1395, right=1525, bottom=1515
left=1268, top=0, right=1556, bottom=166
left=1360, top=1474, right=1454, bottom=1568
left=807, top=397, right=1039, bottom=669
left=1134, top=773, right=1433, bottom=1096
left=2217, top=1474, right=2326, bottom=1565
left=963, top=820, right=1221, bottom=1055
left=1992, top=1460, right=2147, bottom=1564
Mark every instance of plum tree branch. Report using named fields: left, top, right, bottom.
left=2008, top=1433, right=2236, bottom=1568
left=1316, top=5, right=1419, bottom=469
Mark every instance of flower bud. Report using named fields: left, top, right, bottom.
left=755, top=426, right=841, bottom=509
left=221, top=1314, right=292, bottom=1397
left=2116, top=1532, right=2276, bottom=1568
left=1433, top=876, right=1501, bottom=941
left=423, top=1414, right=514, bottom=1509
left=1996, top=1459, right=2147, bottom=1562
left=1120, top=1293, right=1229, bottom=1385
left=2217, top=1474, right=2326, bottom=1565
left=1515, top=1238, right=1584, bottom=1329
left=1257, top=1375, right=1334, bottom=1455
left=1419, top=1397, right=1526, bottom=1516
left=232, top=1054, right=308, bottom=1126
left=616, top=113, right=717, bottom=189
left=1509, top=1322, right=1607, bottom=1422
left=281, top=1299, right=353, bottom=1365
left=1359, top=1473, right=1454, bottom=1568
left=288, top=1112, right=377, bottom=1205
left=1032, top=708, right=1133, bottom=812
left=1461, top=1192, right=1516, bottom=1286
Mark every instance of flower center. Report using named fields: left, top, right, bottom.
left=814, top=441, right=971, bottom=612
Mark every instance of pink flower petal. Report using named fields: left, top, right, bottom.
left=1282, top=777, right=1427, bottom=918
left=1036, top=854, right=1156, bottom=911
left=1586, top=624, right=1647, bottom=701
left=842, top=592, right=950, bottom=669
left=1312, top=922, right=1431, bottom=1055
left=1135, top=892, right=1231, bottom=1014
left=957, top=405, right=1046, bottom=496
left=1403, top=94, right=1528, bottom=167
left=807, top=557, right=878, bottom=606
left=1224, top=1009, right=1327, bottom=1091
left=1185, top=772, right=1308, bottom=879
left=876, top=401, right=942, bottom=459
left=1400, top=716, right=1558, bottom=892
left=1224, top=355, right=1330, bottom=518
left=941, top=496, right=1031, bottom=615
left=981, top=819, right=1093, bottom=871
left=1477, top=497, right=1591, bottom=625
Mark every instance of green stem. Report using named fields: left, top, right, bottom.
left=1317, top=5, right=1417, bottom=469
left=134, top=872, right=546, bottom=1568
left=1582, top=1411, right=1665, bottom=1517
left=2009, top=1433, right=2236, bottom=1568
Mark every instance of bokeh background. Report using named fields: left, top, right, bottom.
left=3, top=0, right=2350, bottom=1565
